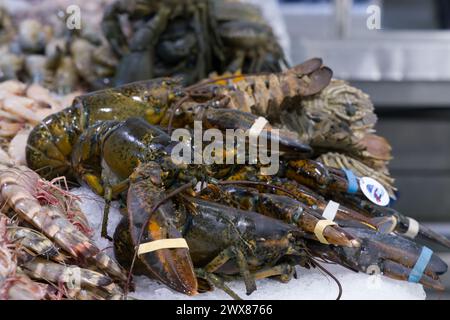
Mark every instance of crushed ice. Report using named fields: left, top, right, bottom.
left=73, top=187, right=426, bottom=300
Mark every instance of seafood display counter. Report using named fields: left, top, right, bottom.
left=75, top=186, right=427, bottom=300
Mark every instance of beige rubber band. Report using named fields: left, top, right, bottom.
left=138, top=238, right=189, bottom=255
left=249, top=117, right=269, bottom=139
left=314, top=220, right=337, bottom=245
left=403, top=217, right=419, bottom=239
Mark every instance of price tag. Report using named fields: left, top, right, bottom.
left=359, top=177, right=390, bottom=207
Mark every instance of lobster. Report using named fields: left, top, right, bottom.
left=102, top=0, right=287, bottom=86
left=113, top=162, right=339, bottom=299
left=307, top=226, right=448, bottom=291
left=26, top=58, right=332, bottom=180
left=284, top=159, right=450, bottom=249
left=196, top=183, right=448, bottom=290
left=53, top=114, right=358, bottom=297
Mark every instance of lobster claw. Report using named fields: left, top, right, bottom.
left=302, top=66, right=334, bottom=96
left=309, top=227, right=448, bottom=290
left=289, top=58, right=333, bottom=96
left=354, top=201, right=450, bottom=249
left=201, top=108, right=312, bottom=154
left=125, top=163, right=198, bottom=295
left=383, top=260, right=444, bottom=291
left=291, top=57, right=324, bottom=75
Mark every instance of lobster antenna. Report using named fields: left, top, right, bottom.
left=217, top=180, right=306, bottom=204
left=184, top=73, right=249, bottom=92
left=124, top=181, right=195, bottom=299
left=166, top=95, right=190, bottom=135
left=310, top=257, right=343, bottom=300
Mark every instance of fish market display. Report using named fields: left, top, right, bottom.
left=0, top=0, right=447, bottom=301
left=13, top=60, right=447, bottom=299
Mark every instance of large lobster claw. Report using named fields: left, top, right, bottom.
left=308, top=227, right=448, bottom=290
left=368, top=205, right=450, bottom=250
left=115, top=162, right=197, bottom=295
left=201, top=108, right=312, bottom=154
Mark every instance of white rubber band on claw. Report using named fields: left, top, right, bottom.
left=322, top=200, right=339, bottom=221
left=138, top=238, right=189, bottom=255
left=403, top=217, right=420, bottom=239
left=248, top=117, right=269, bottom=139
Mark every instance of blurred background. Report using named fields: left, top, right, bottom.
left=277, top=0, right=450, bottom=299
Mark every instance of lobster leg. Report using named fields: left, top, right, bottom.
left=204, top=247, right=232, bottom=273
left=226, top=51, right=246, bottom=73
left=199, top=263, right=296, bottom=300
left=102, top=185, right=113, bottom=240
left=221, top=263, right=297, bottom=282
left=203, top=246, right=257, bottom=296
left=114, top=7, right=171, bottom=86
left=252, top=263, right=296, bottom=283
left=233, top=247, right=257, bottom=295
left=190, top=3, right=208, bottom=80
left=195, top=269, right=242, bottom=300
left=80, top=173, right=129, bottom=240
left=82, top=173, right=104, bottom=195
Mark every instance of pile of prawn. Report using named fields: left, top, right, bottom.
left=0, top=152, right=125, bottom=300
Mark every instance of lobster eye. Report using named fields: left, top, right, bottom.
left=292, top=207, right=303, bottom=223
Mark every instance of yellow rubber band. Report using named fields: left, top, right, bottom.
left=314, top=220, right=337, bottom=245
left=137, top=238, right=189, bottom=255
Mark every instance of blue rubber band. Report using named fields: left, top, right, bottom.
left=408, top=246, right=433, bottom=283
left=343, top=169, right=358, bottom=194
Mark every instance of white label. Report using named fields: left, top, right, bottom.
left=359, top=177, right=390, bottom=207
left=322, top=200, right=339, bottom=221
